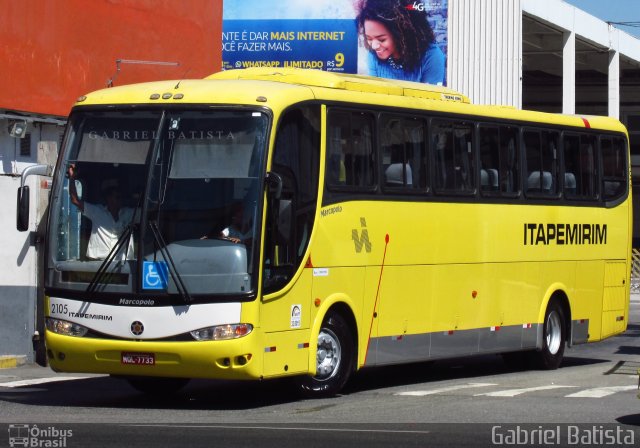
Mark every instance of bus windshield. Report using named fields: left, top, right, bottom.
left=48, top=109, right=269, bottom=300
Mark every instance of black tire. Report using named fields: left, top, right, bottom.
left=125, top=376, right=190, bottom=395
left=532, top=300, right=566, bottom=370
left=295, top=312, right=355, bottom=398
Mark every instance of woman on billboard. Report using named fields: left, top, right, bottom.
left=355, top=0, right=445, bottom=85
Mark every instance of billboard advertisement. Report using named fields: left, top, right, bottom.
left=223, top=0, right=448, bottom=85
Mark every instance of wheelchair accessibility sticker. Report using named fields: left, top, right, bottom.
left=142, top=261, right=169, bottom=290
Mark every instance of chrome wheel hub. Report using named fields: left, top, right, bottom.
left=315, top=328, right=341, bottom=380
left=546, top=310, right=562, bottom=355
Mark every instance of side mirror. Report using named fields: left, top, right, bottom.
left=16, top=164, right=53, bottom=232
left=265, top=171, right=283, bottom=200
left=16, top=185, right=30, bottom=232
left=266, top=172, right=291, bottom=244
left=277, top=199, right=292, bottom=244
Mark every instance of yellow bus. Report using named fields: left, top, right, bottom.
left=17, top=68, right=631, bottom=396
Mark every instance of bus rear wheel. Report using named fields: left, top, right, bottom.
left=296, top=312, right=354, bottom=398
left=532, top=301, right=566, bottom=370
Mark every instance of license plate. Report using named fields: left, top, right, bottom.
left=121, top=352, right=155, bottom=366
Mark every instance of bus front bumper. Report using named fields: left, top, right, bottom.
left=45, top=329, right=264, bottom=380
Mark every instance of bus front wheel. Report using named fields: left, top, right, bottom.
left=533, top=300, right=566, bottom=370
left=296, top=312, right=354, bottom=397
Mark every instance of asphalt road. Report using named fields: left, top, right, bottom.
left=1, top=295, right=640, bottom=447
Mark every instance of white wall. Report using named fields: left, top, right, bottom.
left=0, top=120, right=63, bottom=359
left=0, top=121, right=62, bottom=175
left=449, top=0, right=522, bottom=107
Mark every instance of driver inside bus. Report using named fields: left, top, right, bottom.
left=67, top=164, right=135, bottom=260
left=201, top=202, right=252, bottom=245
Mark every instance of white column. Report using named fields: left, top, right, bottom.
left=608, top=50, right=620, bottom=119
left=562, top=30, right=575, bottom=115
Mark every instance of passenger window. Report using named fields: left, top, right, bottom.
left=563, top=133, right=597, bottom=199
left=479, top=126, right=499, bottom=193
left=524, top=130, right=559, bottom=196
left=327, top=110, right=375, bottom=189
left=380, top=115, right=427, bottom=191
left=479, top=125, right=519, bottom=195
left=432, top=120, right=475, bottom=194
left=601, top=137, right=627, bottom=201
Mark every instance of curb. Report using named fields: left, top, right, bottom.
left=0, top=355, right=27, bottom=369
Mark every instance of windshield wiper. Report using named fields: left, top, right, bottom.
left=149, top=220, right=192, bottom=303
left=86, top=223, right=135, bottom=293
left=87, top=196, right=144, bottom=293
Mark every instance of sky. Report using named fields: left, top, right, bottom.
left=563, top=0, right=640, bottom=38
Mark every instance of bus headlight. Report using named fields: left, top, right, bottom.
left=190, top=323, right=253, bottom=341
left=46, top=318, right=89, bottom=337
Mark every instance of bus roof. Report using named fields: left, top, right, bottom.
left=206, top=67, right=470, bottom=104
left=75, top=68, right=626, bottom=134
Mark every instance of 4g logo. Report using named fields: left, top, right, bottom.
left=405, top=2, right=427, bottom=11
